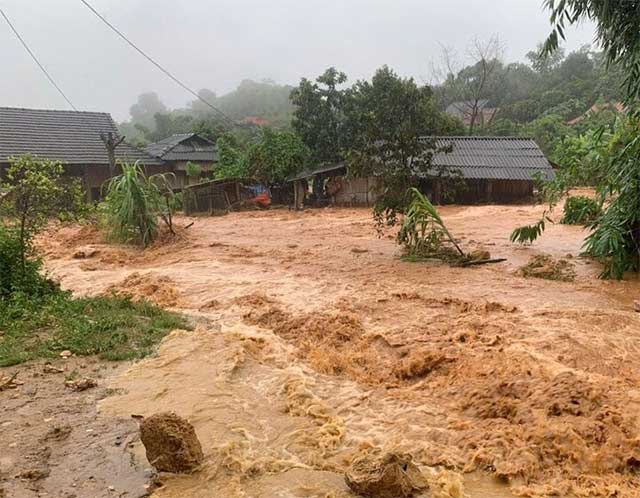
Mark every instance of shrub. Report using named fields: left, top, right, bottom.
left=0, top=227, right=55, bottom=299
left=102, top=162, right=177, bottom=246
left=185, top=161, right=202, bottom=178
left=561, top=195, right=602, bottom=225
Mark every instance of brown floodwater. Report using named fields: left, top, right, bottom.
left=39, top=199, right=640, bottom=497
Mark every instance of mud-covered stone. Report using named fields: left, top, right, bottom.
left=345, top=451, right=428, bottom=498
left=140, top=412, right=203, bottom=473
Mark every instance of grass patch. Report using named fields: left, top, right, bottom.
left=0, top=292, right=188, bottom=367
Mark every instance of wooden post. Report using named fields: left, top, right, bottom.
left=100, top=132, right=126, bottom=178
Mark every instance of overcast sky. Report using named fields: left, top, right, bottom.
left=1, top=0, right=596, bottom=121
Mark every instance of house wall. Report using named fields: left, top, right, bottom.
left=163, top=161, right=216, bottom=189
left=331, top=176, right=381, bottom=207
left=424, top=178, right=533, bottom=204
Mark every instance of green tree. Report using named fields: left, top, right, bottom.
left=290, top=67, right=351, bottom=164
left=215, top=133, right=251, bottom=179
left=247, top=127, right=309, bottom=184
left=346, top=66, right=458, bottom=226
left=1, top=156, right=72, bottom=274
left=129, top=92, right=167, bottom=131
left=521, top=114, right=570, bottom=157
left=527, top=43, right=565, bottom=74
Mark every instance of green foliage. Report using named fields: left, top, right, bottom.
left=521, top=114, right=570, bottom=156
left=0, top=227, right=55, bottom=299
left=185, top=161, right=203, bottom=178
left=510, top=218, right=547, bottom=245
left=247, top=127, right=309, bottom=184
left=120, top=81, right=295, bottom=142
left=540, top=1, right=640, bottom=279
left=291, top=67, right=351, bottom=164
left=397, top=188, right=464, bottom=260
left=215, top=133, right=251, bottom=179
left=583, top=120, right=640, bottom=278
left=561, top=196, right=602, bottom=225
left=214, top=128, right=309, bottom=184
left=103, top=162, right=177, bottom=246
left=543, top=1, right=640, bottom=102
left=0, top=155, right=86, bottom=278
left=0, top=291, right=187, bottom=367
left=344, top=66, right=461, bottom=225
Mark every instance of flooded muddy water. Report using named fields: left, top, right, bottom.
left=40, top=203, right=640, bottom=497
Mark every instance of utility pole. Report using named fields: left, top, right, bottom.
left=100, top=132, right=125, bottom=177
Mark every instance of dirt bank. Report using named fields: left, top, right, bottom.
left=0, top=358, right=150, bottom=498
left=33, top=205, right=640, bottom=497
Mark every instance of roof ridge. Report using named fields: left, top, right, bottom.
left=430, top=136, right=536, bottom=140
left=0, top=106, right=111, bottom=116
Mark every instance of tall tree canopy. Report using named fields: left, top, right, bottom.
left=290, top=67, right=351, bottom=164
left=544, top=0, right=640, bottom=102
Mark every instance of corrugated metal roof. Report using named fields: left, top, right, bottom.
left=0, top=107, right=163, bottom=165
left=146, top=133, right=218, bottom=162
left=426, top=136, right=555, bottom=181
left=289, top=163, right=346, bottom=182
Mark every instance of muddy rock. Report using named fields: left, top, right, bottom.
left=18, top=467, right=50, bottom=481
left=140, top=412, right=203, bottom=473
left=345, top=451, right=428, bottom=498
left=72, top=247, right=100, bottom=259
left=469, top=249, right=491, bottom=261
left=65, top=378, right=97, bottom=391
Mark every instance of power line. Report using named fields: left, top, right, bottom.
left=1, top=7, right=78, bottom=111
left=79, top=0, right=236, bottom=130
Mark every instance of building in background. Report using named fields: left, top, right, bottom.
left=145, top=133, right=218, bottom=188
left=0, top=106, right=164, bottom=201
left=288, top=136, right=554, bottom=206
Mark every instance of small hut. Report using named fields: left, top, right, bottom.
left=183, top=178, right=270, bottom=215
left=288, top=163, right=381, bottom=208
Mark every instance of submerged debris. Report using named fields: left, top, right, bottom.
left=519, top=254, right=576, bottom=282
left=0, top=372, right=20, bottom=391
left=345, top=451, right=428, bottom=498
left=65, top=378, right=98, bottom=391
left=139, top=412, right=203, bottom=473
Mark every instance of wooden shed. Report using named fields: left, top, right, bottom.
left=288, top=163, right=381, bottom=208
left=183, top=178, right=270, bottom=215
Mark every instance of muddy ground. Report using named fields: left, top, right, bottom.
left=4, top=201, right=640, bottom=498
left=0, top=358, right=151, bottom=498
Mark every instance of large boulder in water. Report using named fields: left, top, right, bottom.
left=140, top=412, right=203, bottom=473
left=345, top=451, right=428, bottom=498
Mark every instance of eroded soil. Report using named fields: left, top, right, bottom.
left=8, top=202, right=640, bottom=497
left=0, top=358, right=151, bottom=498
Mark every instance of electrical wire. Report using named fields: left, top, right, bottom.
left=1, top=7, right=78, bottom=111
left=79, top=0, right=236, bottom=130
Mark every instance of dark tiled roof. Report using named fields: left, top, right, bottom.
left=0, top=107, right=163, bottom=165
left=428, top=136, right=555, bottom=181
left=146, top=133, right=218, bottom=162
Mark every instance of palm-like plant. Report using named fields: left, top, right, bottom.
left=397, top=188, right=464, bottom=259
left=103, top=162, right=176, bottom=247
